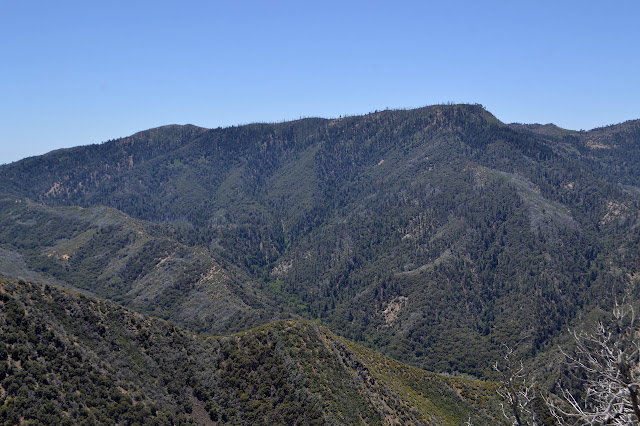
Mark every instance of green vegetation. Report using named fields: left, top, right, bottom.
left=0, top=199, right=284, bottom=335
left=0, top=278, right=504, bottom=424
left=1, top=103, right=640, bottom=389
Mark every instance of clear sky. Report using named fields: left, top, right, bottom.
left=1, top=1, right=639, bottom=164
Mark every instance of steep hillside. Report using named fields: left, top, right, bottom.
left=2, top=104, right=640, bottom=377
left=0, top=198, right=283, bottom=334
left=0, top=279, right=504, bottom=425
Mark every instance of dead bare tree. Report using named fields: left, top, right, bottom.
left=494, top=344, right=537, bottom=426
left=547, top=303, right=640, bottom=425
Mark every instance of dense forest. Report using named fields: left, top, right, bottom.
left=2, top=104, right=640, bottom=422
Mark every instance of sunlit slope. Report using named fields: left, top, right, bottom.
left=0, top=279, right=504, bottom=424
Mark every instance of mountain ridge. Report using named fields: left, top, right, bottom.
left=2, top=103, right=640, bottom=379
left=0, top=277, right=504, bottom=424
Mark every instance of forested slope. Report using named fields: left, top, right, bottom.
left=0, top=198, right=283, bottom=334
left=2, top=104, right=640, bottom=377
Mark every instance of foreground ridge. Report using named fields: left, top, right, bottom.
left=0, top=278, right=503, bottom=424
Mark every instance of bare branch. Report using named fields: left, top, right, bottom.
left=547, top=302, right=640, bottom=425
left=494, top=344, right=537, bottom=425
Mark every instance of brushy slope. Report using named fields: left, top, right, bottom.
left=0, top=198, right=285, bottom=334
left=0, top=278, right=504, bottom=425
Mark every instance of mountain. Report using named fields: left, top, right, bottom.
left=2, top=104, right=640, bottom=378
left=0, top=278, right=504, bottom=425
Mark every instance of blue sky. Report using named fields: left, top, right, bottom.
left=1, top=1, right=639, bottom=164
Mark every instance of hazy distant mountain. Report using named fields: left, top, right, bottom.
left=2, top=104, right=640, bottom=380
